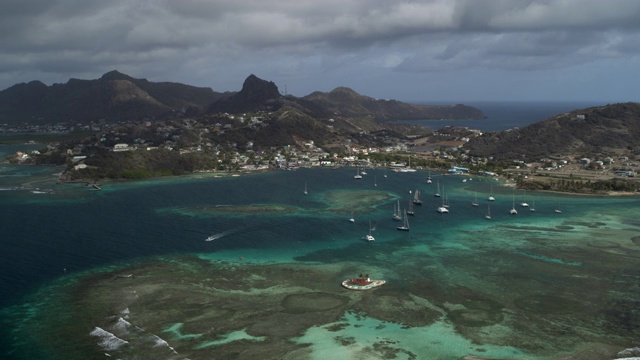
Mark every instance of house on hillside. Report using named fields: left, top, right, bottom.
left=113, top=143, right=130, bottom=152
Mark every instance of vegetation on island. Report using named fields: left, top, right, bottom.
left=2, top=71, right=640, bottom=194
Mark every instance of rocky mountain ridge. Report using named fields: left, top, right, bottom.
left=0, top=71, right=485, bottom=125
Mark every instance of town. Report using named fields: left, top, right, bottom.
left=3, top=106, right=639, bottom=195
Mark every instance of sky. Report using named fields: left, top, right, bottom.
left=1, top=0, right=639, bottom=103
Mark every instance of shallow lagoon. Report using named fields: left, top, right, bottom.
left=1, top=167, right=640, bottom=359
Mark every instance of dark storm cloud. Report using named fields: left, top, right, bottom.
left=0, top=0, right=639, bottom=100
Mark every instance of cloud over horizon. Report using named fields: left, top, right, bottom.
left=1, top=0, right=639, bottom=102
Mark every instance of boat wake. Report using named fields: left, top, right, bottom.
left=205, top=228, right=240, bottom=241
left=205, top=220, right=289, bottom=242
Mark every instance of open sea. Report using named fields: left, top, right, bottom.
left=398, top=101, right=604, bottom=131
left=1, top=102, right=639, bottom=360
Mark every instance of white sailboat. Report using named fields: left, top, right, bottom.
left=434, top=180, right=441, bottom=197
left=471, top=192, right=479, bottom=207
left=437, top=190, right=449, bottom=213
left=304, top=182, right=308, bottom=195
left=365, top=220, right=375, bottom=241
left=530, top=200, right=536, bottom=212
left=398, top=156, right=416, bottom=172
left=485, top=205, right=492, bottom=220
left=488, top=183, right=495, bottom=201
left=519, top=190, right=529, bottom=207
left=412, top=189, right=422, bottom=205
left=406, top=199, right=415, bottom=216
left=509, top=195, right=518, bottom=215
left=354, top=167, right=362, bottom=179
left=397, top=211, right=410, bottom=231
left=348, top=211, right=355, bottom=223
left=392, top=200, right=402, bottom=221
left=427, top=171, right=432, bottom=184
left=374, top=175, right=377, bottom=187
left=555, top=203, right=562, bottom=213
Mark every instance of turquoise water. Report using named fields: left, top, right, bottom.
left=1, top=165, right=640, bottom=359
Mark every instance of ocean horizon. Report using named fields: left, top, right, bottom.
left=398, top=100, right=606, bottom=131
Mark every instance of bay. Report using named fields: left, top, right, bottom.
left=1, top=100, right=640, bottom=359
left=1, top=166, right=639, bottom=359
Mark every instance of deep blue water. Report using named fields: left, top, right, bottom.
left=396, top=101, right=605, bottom=131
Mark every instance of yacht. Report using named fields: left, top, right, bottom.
left=365, top=221, right=375, bottom=241
left=396, top=212, right=410, bottom=231
left=509, top=196, right=518, bottom=215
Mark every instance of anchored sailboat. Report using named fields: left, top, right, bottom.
left=488, top=183, right=495, bottom=201
left=509, top=195, right=518, bottom=215
left=392, top=200, right=402, bottom=221
left=471, top=192, right=479, bottom=207
left=397, top=211, right=410, bottom=231
left=365, top=220, right=375, bottom=241
left=437, top=189, right=449, bottom=213
left=412, top=189, right=422, bottom=205
left=406, top=199, right=415, bottom=216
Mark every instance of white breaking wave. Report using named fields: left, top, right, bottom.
left=113, top=318, right=131, bottom=333
left=90, top=327, right=129, bottom=351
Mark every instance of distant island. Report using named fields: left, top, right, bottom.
left=0, top=71, right=484, bottom=126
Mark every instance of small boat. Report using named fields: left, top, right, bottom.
left=471, top=192, right=479, bottom=207
left=374, top=175, right=377, bottom=187
left=520, top=191, right=529, bottom=207
left=397, top=211, right=410, bottom=231
left=437, top=193, right=449, bottom=213
left=530, top=200, right=536, bottom=212
left=485, top=205, right=492, bottom=220
left=555, top=203, right=562, bottom=213
left=392, top=200, right=402, bottom=221
left=348, top=211, right=355, bottom=223
left=427, top=171, right=432, bottom=184
left=354, top=167, right=362, bottom=179
left=406, top=199, right=415, bottom=216
left=397, top=156, right=416, bottom=172
left=303, top=182, right=308, bottom=195
left=509, top=196, right=518, bottom=215
left=488, top=183, right=495, bottom=201
left=434, top=180, right=441, bottom=197
left=364, top=220, right=375, bottom=241
left=412, top=189, right=422, bottom=205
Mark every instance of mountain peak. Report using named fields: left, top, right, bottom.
left=240, top=74, right=280, bottom=99
left=208, top=74, right=281, bottom=113
left=100, top=70, right=135, bottom=81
